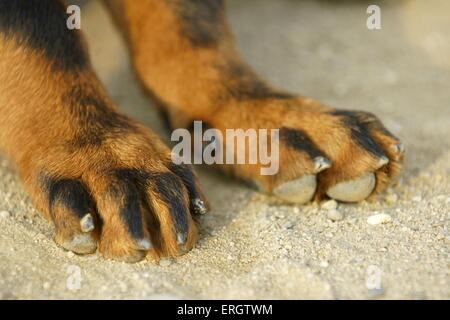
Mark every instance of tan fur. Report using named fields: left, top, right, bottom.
left=0, top=1, right=403, bottom=262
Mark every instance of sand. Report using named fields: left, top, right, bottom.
left=0, top=0, right=448, bottom=299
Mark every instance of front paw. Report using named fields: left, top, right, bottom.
left=22, top=126, right=208, bottom=262
left=198, top=98, right=404, bottom=204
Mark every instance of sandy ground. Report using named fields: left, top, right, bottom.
left=0, top=0, right=449, bottom=300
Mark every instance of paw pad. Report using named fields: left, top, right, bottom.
left=326, top=173, right=376, bottom=202
left=273, top=174, right=317, bottom=204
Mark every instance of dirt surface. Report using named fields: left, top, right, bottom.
left=0, top=0, right=449, bottom=299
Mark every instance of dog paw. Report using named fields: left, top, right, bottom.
left=20, top=113, right=207, bottom=262
left=201, top=97, right=404, bottom=203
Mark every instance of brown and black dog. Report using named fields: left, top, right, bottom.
left=0, top=0, right=403, bottom=262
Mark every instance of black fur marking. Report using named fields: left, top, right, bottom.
left=43, top=176, right=92, bottom=220
left=170, top=0, right=225, bottom=46
left=151, top=172, right=189, bottom=237
left=330, top=110, right=386, bottom=157
left=112, top=169, right=189, bottom=238
left=220, top=61, right=294, bottom=101
left=280, top=127, right=324, bottom=160
left=0, top=0, right=88, bottom=71
left=111, top=170, right=146, bottom=240
left=185, top=120, right=218, bottom=159
left=354, top=111, right=399, bottom=141
left=63, top=85, right=135, bottom=147
left=169, top=163, right=201, bottom=211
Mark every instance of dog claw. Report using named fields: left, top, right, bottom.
left=391, top=143, right=405, bottom=154
left=136, top=238, right=152, bottom=250
left=377, top=156, right=389, bottom=168
left=177, top=232, right=187, bottom=245
left=80, top=213, right=94, bottom=233
left=192, top=198, right=208, bottom=215
left=313, top=156, right=331, bottom=173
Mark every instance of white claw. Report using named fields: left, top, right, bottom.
left=391, top=143, right=405, bottom=154
left=377, top=156, right=389, bottom=168
left=177, top=233, right=187, bottom=245
left=80, top=213, right=94, bottom=233
left=192, top=198, right=208, bottom=215
left=136, top=238, right=152, bottom=250
left=313, top=156, right=331, bottom=172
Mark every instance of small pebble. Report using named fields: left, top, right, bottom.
left=284, top=221, right=295, bottom=229
left=319, top=260, right=329, bottom=268
left=321, top=200, right=338, bottom=211
left=436, top=233, right=445, bottom=241
left=66, top=251, right=75, bottom=258
left=367, top=213, right=392, bottom=225
left=385, top=194, right=398, bottom=204
left=327, top=209, right=344, bottom=221
left=0, top=210, right=11, bottom=219
left=412, top=196, right=422, bottom=202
